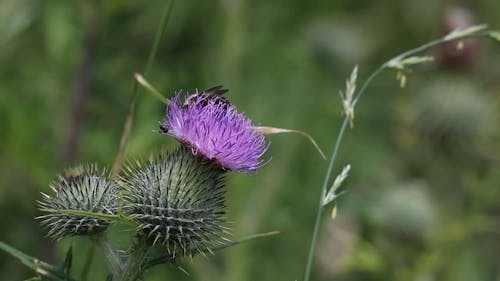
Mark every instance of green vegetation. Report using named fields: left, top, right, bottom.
left=1, top=1, right=499, bottom=280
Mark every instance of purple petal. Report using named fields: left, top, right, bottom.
left=161, top=92, right=269, bottom=172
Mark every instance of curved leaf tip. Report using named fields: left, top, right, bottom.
left=254, top=126, right=326, bottom=160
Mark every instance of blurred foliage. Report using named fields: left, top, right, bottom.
left=1, top=0, right=500, bottom=280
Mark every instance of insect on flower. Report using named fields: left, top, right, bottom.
left=159, top=86, right=230, bottom=135
left=185, top=85, right=229, bottom=106
left=159, top=86, right=269, bottom=173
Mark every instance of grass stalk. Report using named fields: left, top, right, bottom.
left=111, top=0, right=175, bottom=178
left=302, top=24, right=496, bottom=281
left=303, top=118, right=348, bottom=281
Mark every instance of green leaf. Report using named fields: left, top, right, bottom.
left=134, top=73, right=168, bottom=104
left=210, top=230, right=280, bottom=252
left=24, top=277, right=42, bottom=281
left=145, top=231, right=280, bottom=268
left=489, top=31, right=500, bottom=43
left=80, top=244, right=95, bottom=281
left=63, top=246, right=73, bottom=276
left=0, top=241, right=77, bottom=281
left=253, top=126, right=326, bottom=159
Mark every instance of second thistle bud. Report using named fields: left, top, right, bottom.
left=122, top=146, right=227, bottom=258
left=38, top=166, right=119, bottom=240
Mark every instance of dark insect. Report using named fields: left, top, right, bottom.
left=203, top=85, right=229, bottom=97
left=159, top=122, right=170, bottom=134
left=159, top=86, right=230, bottom=135
left=184, top=85, right=230, bottom=108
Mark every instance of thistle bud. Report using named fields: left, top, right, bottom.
left=122, top=146, right=227, bottom=258
left=38, top=166, right=119, bottom=240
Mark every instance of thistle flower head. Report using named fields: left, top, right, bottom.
left=37, top=166, right=118, bottom=240
left=122, top=146, right=227, bottom=258
left=160, top=88, right=269, bottom=173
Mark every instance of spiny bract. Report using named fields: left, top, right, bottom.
left=122, top=146, right=228, bottom=258
left=38, top=166, right=119, bottom=240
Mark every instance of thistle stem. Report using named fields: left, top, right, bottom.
left=92, top=234, right=123, bottom=278
left=80, top=243, right=95, bottom=281
left=119, top=242, right=150, bottom=281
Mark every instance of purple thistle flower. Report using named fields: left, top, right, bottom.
left=160, top=89, right=269, bottom=173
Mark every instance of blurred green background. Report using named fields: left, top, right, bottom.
left=1, top=0, right=499, bottom=280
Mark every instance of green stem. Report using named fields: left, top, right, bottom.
left=92, top=234, right=123, bottom=278
left=353, top=31, right=492, bottom=107
left=119, top=242, right=150, bottom=281
left=352, top=65, right=385, bottom=108
left=0, top=241, right=77, bottom=281
left=303, top=26, right=495, bottom=281
left=111, top=0, right=175, bottom=178
left=144, top=0, right=175, bottom=76
left=48, top=209, right=138, bottom=226
left=80, top=243, right=95, bottom=281
left=303, top=118, right=348, bottom=281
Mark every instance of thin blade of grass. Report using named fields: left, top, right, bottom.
left=211, top=230, right=280, bottom=252
left=145, top=231, right=280, bottom=268
left=110, top=0, right=175, bottom=179
left=134, top=73, right=168, bottom=104
left=254, top=126, right=326, bottom=160
left=62, top=246, right=73, bottom=276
